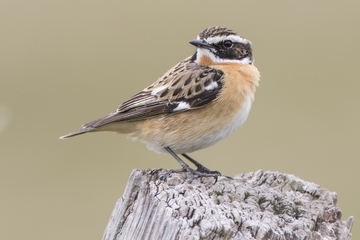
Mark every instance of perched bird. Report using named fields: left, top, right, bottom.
left=60, top=26, right=260, bottom=182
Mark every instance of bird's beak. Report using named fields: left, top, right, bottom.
left=189, top=39, right=213, bottom=49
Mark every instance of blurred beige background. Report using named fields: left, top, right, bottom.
left=1, top=1, right=359, bottom=239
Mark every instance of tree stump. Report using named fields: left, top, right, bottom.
left=102, top=169, right=353, bottom=240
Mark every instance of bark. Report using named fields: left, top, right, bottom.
left=102, top=169, right=353, bottom=240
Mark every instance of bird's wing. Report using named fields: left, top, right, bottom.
left=82, top=58, right=225, bottom=129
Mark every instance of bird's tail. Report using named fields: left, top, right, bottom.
left=59, top=127, right=95, bottom=140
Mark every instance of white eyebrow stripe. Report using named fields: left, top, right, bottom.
left=205, top=35, right=250, bottom=45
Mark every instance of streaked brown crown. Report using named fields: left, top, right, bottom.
left=198, top=26, right=238, bottom=40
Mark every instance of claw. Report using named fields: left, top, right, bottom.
left=162, top=147, right=222, bottom=184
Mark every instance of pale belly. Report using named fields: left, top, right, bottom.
left=133, top=96, right=253, bottom=154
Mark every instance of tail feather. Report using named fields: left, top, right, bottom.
left=59, top=127, right=94, bottom=139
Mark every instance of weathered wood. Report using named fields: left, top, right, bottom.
left=102, top=169, right=353, bottom=240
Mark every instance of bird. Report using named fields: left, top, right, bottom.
left=60, top=26, right=260, bottom=182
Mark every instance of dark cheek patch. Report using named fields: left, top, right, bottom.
left=215, top=43, right=252, bottom=61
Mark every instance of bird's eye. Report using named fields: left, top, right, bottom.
left=223, top=40, right=233, bottom=48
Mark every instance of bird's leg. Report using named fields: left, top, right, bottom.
left=161, top=147, right=219, bottom=183
left=164, top=147, right=193, bottom=172
left=181, top=153, right=221, bottom=176
left=182, top=153, right=233, bottom=180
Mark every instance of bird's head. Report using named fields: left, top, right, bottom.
left=190, top=26, right=253, bottom=65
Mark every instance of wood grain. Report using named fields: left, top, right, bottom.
left=102, top=169, right=353, bottom=240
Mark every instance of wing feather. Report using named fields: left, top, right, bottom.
left=82, top=57, right=224, bottom=129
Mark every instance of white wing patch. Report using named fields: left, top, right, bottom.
left=173, top=102, right=190, bottom=111
left=150, top=85, right=167, bottom=96
left=205, top=81, right=218, bottom=91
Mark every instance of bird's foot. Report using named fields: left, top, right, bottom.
left=192, top=164, right=233, bottom=180
left=180, top=153, right=224, bottom=181
left=188, top=167, right=220, bottom=184
left=195, top=164, right=222, bottom=176
left=160, top=166, right=220, bottom=184
left=161, top=148, right=224, bottom=183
